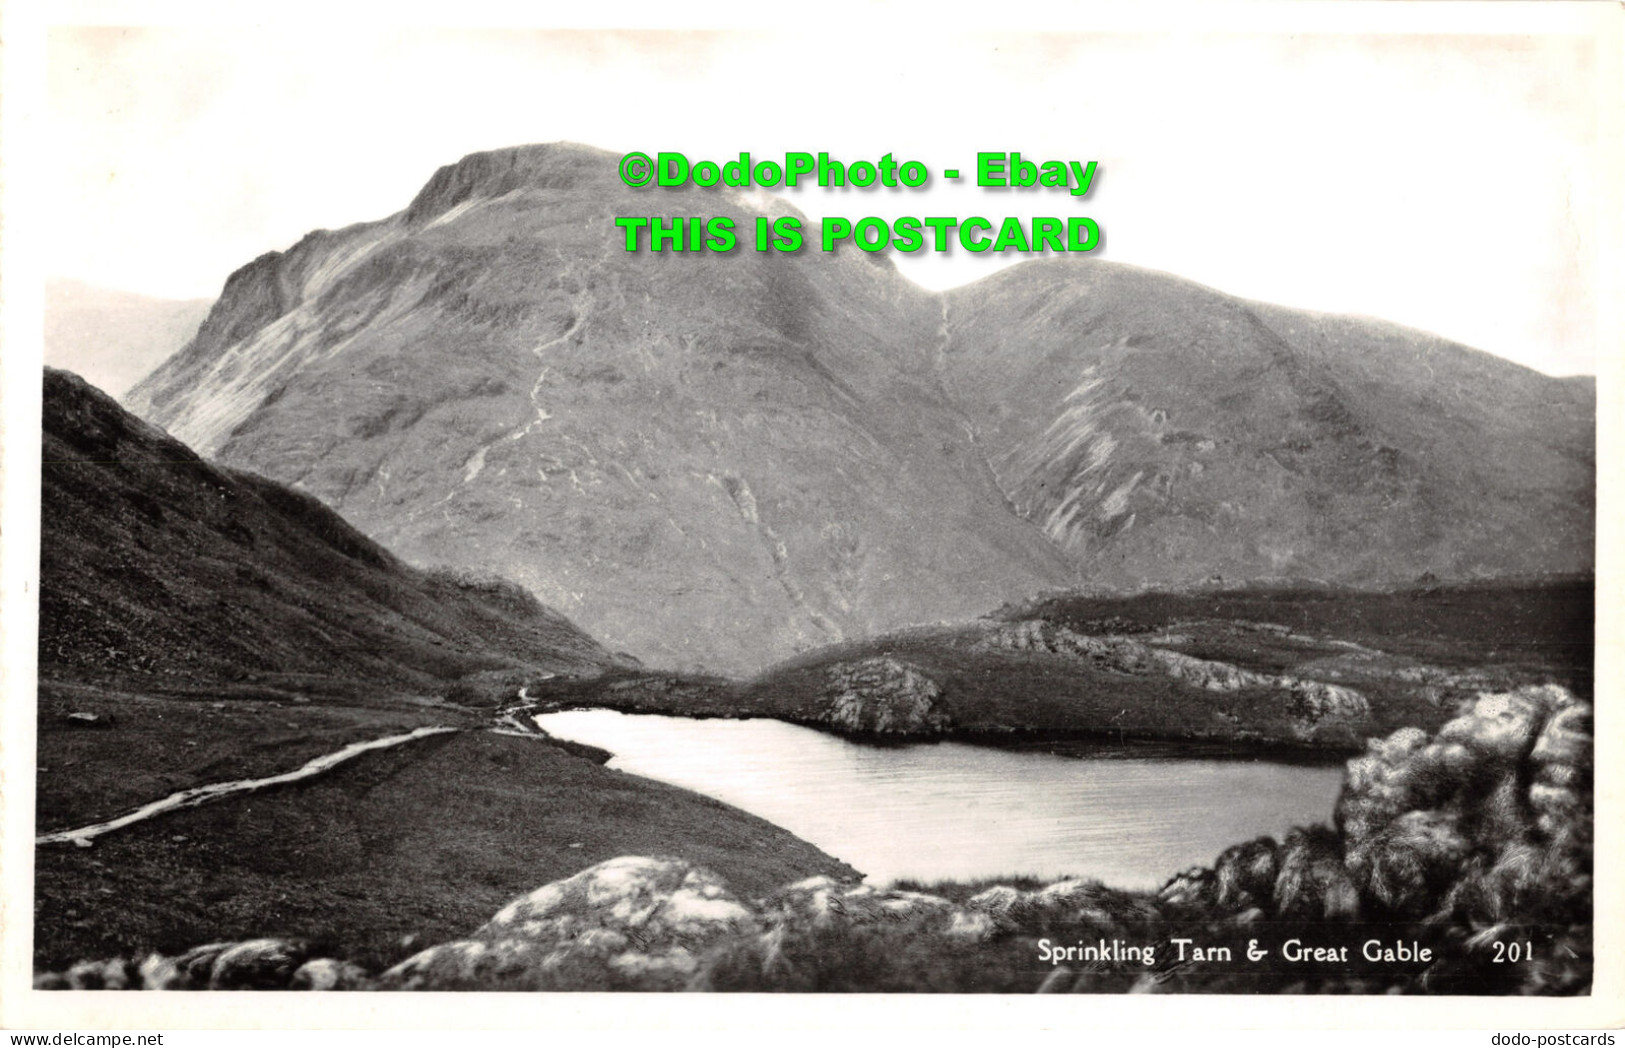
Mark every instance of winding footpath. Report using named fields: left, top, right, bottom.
left=37, top=725, right=461, bottom=846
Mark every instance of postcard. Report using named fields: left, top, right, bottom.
left=2, top=0, right=1619, bottom=1035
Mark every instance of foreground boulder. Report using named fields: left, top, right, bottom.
left=379, top=856, right=759, bottom=991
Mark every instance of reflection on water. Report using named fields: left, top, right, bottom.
left=534, top=709, right=1345, bottom=889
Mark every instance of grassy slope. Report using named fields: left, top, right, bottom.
left=34, top=730, right=858, bottom=971
left=1018, top=579, right=1592, bottom=679
left=36, top=682, right=465, bottom=832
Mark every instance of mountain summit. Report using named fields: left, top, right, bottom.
left=128, top=143, right=1594, bottom=672
left=128, top=144, right=1073, bottom=672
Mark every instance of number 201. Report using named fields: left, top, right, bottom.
left=1493, top=941, right=1533, bottom=963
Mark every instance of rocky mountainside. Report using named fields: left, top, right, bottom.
left=941, top=261, right=1594, bottom=588
left=46, top=280, right=213, bottom=399
left=127, top=143, right=1594, bottom=673
left=127, top=144, right=1072, bottom=673
left=42, top=367, right=613, bottom=696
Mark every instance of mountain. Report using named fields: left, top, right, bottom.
left=126, top=144, right=1074, bottom=673
left=42, top=366, right=613, bottom=696
left=45, top=280, right=213, bottom=398
left=126, top=143, right=1594, bottom=673
left=940, top=261, right=1594, bottom=587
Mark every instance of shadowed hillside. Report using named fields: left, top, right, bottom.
left=43, top=367, right=614, bottom=696
left=41, top=365, right=625, bottom=826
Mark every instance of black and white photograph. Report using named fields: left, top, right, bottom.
left=0, top=0, right=1619, bottom=1031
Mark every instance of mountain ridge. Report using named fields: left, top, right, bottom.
left=939, top=257, right=1592, bottom=589
left=126, top=142, right=1595, bottom=673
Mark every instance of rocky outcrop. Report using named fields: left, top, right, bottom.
left=35, top=686, right=1591, bottom=994
left=762, top=876, right=991, bottom=940
left=289, top=958, right=372, bottom=991
left=379, top=856, right=759, bottom=991
left=978, top=620, right=1371, bottom=734
left=967, top=876, right=1160, bottom=931
left=403, top=145, right=604, bottom=227
left=34, top=938, right=321, bottom=991
left=819, top=657, right=952, bottom=734
left=1338, top=684, right=1591, bottom=933
left=1139, top=684, right=1593, bottom=993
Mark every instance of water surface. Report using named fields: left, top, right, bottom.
left=534, top=709, right=1345, bottom=888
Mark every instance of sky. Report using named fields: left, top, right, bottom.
left=41, top=12, right=1617, bottom=376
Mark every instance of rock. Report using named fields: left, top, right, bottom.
left=1281, top=678, right=1370, bottom=725
left=172, top=942, right=237, bottom=986
left=380, top=856, right=758, bottom=991
left=137, top=953, right=186, bottom=990
left=760, top=877, right=973, bottom=935
left=290, top=958, right=371, bottom=990
left=1274, top=825, right=1360, bottom=920
left=694, top=877, right=994, bottom=991
left=1211, top=836, right=1280, bottom=911
left=820, top=657, right=950, bottom=734
left=1335, top=684, right=1590, bottom=931
left=64, top=958, right=138, bottom=990
left=967, top=876, right=1155, bottom=929
left=963, top=884, right=1024, bottom=919
left=1156, top=866, right=1216, bottom=910
left=1346, top=810, right=1471, bottom=915
left=206, top=938, right=311, bottom=990
left=1437, top=687, right=1562, bottom=761
left=976, top=620, right=1369, bottom=732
